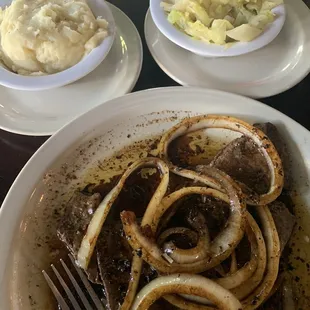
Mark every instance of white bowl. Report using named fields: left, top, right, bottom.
left=0, top=0, right=116, bottom=91
left=150, top=0, right=286, bottom=57
left=0, top=87, right=310, bottom=309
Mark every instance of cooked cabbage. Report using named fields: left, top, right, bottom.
left=161, top=0, right=283, bottom=45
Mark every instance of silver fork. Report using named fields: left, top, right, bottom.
left=42, top=254, right=105, bottom=310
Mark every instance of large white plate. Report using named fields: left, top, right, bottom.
left=145, top=0, right=310, bottom=98
left=0, top=87, right=310, bottom=309
left=0, top=3, right=143, bottom=136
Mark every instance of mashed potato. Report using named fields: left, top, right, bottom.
left=0, top=0, right=109, bottom=75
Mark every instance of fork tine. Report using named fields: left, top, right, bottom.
left=60, top=259, right=93, bottom=310
left=51, top=264, right=82, bottom=310
left=42, top=270, right=70, bottom=310
left=69, top=254, right=105, bottom=310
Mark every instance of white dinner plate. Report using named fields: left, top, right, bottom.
left=145, top=0, right=310, bottom=98
left=0, top=3, right=143, bottom=136
left=0, top=87, right=310, bottom=309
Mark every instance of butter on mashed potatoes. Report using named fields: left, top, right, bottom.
left=0, top=0, right=109, bottom=75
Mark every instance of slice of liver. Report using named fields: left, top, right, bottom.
left=210, top=136, right=271, bottom=195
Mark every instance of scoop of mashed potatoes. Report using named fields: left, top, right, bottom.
left=0, top=0, right=109, bottom=75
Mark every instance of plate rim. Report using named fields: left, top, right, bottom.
left=144, top=0, right=310, bottom=98
left=0, top=3, right=143, bottom=137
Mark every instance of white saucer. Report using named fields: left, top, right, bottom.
left=0, top=3, right=143, bottom=136
left=145, top=0, right=310, bottom=99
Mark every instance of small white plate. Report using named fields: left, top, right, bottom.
left=0, top=3, right=143, bottom=136
left=145, top=0, right=310, bottom=98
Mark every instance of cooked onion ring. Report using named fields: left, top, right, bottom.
left=156, top=173, right=245, bottom=268
left=232, top=212, right=267, bottom=300
left=77, top=157, right=169, bottom=269
left=121, top=185, right=245, bottom=274
left=157, top=227, right=199, bottom=247
left=164, top=295, right=213, bottom=310
left=242, top=205, right=280, bottom=309
left=120, top=159, right=170, bottom=310
left=157, top=115, right=284, bottom=205
left=172, top=210, right=268, bottom=308
left=215, top=212, right=260, bottom=290
left=162, top=212, right=211, bottom=264
left=131, top=274, right=243, bottom=310
left=214, top=264, right=226, bottom=277
left=120, top=252, right=142, bottom=310
left=156, top=167, right=246, bottom=267
left=230, top=251, right=238, bottom=274
left=163, top=236, right=210, bottom=264
left=164, top=211, right=264, bottom=309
